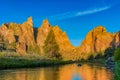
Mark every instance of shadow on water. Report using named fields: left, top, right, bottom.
left=0, top=63, right=114, bottom=80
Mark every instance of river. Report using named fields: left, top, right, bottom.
left=0, top=63, right=113, bottom=80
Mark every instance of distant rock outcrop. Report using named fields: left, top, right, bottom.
left=78, top=26, right=119, bottom=59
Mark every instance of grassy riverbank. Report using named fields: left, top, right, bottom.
left=0, top=52, right=107, bottom=69
left=0, top=57, right=75, bottom=69
left=0, top=58, right=105, bottom=70
left=0, top=52, right=75, bottom=69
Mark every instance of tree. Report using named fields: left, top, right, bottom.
left=104, top=47, right=115, bottom=58
left=114, top=48, right=120, bottom=61
left=43, top=30, right=61, bottom=59
left=27, top=45, right=40, bottom=54
left=88, top=54, right=94, bottom=60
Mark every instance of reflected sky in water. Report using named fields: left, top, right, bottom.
left=72, top=73, right=82, bottom=80
left=0, top=63, right=113, bottom=80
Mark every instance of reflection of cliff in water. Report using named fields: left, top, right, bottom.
left=0, top=64, right=113, bottom=80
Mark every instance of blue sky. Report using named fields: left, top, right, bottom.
left=0, top=0, right=120, bottom=46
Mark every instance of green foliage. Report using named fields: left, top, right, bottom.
left=114, top=62, right=120, bottom=80
left=43, top=30, right=61, bottom=60
left=104, top=47, right=114, bottom=58
left=0, top=52, right=74, bottom=69
left=114, top=48, right=120, bottom=61
left=27, top=45, right=40, bottom=54
left=95, top=53, right=105, bottom=59
left=88, top=54, right=94, bottom=60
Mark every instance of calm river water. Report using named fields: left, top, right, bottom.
left=0, top=63, right=113, bottom=80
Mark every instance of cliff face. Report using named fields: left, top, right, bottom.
left=78, top=26, right=119, bottom=59
left=16, top=17, right=35, bottom=54
left=52, top=26, right=75, bottom=60
left=36, top=20, right=51, bottom=54
left=113, top=31, right=120, bottom=48
left=0, top=17, right=35, bottom=54
left=36, top=20, right=74, bottom=59
left=0, top=17, right=120, bottom=60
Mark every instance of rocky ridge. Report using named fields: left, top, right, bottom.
left=0, top=17, right=120, bottom=60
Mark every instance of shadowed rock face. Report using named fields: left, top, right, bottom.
left=0, top=17, right=120, bottom=60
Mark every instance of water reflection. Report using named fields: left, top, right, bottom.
left=0, top=64, right=113, bottom=80
left=72, top=73, right=82, bottom=80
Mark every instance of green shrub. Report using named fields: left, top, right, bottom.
left=114, top=48, right=120, bottom=61
left=27, top=45, right=40, bottom=54
left=114, top=62, right=120, bottom=80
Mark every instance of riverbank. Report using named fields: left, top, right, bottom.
left=0, top=57, right=76, bottom=70
left=0, top=58, right=106, bottom=70
left=0, top=52, right=108, bottom=70
left=0, top=52, right=74, bottom=69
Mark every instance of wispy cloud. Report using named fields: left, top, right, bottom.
left=76, top=6, right=111, bottom=16
left=47, top=6, right=111, bottom=21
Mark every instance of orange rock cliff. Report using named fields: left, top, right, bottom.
left=0, top=17, right=120, bottom=60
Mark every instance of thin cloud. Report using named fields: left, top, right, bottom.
left=76, top=6, right=111, bottom=16
left=47, top=6, right=111, bottom=21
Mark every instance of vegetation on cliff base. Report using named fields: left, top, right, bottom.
left=0, top=52, right=74, bottom=69
left=114, top=61, right=120, bottom=80
left=27, top=45, right=40, bottom=54
left=114, top=48, right=120, bottom=61
left=43, top=30, right=61, bottom=60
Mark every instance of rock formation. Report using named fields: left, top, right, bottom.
left=36, top=19, right=51, bottom=54
left=78, top=26, right=119, bottom=59
left=113, top=31, right=120, bottom=48
left=0, top=17, right=120, bottom=60
left=0, top=17, right=35, bottom=54
left=52, top=26, right=75, bottom=60
left=36, top=20, right=74, bottom=60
